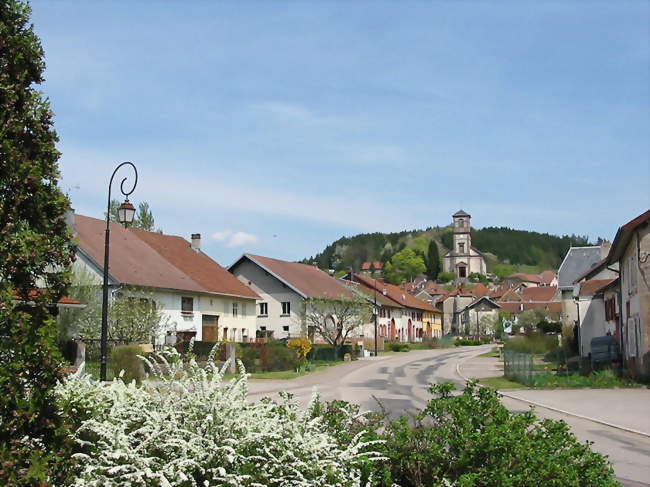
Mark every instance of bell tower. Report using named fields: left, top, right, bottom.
left=452, top=210, right=471, bottom=278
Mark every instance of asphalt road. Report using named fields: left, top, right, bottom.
left=247, top=345, right=650, bottom=486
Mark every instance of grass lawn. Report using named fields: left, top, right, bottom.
left=478, top=348, right=500, bottom=358
left=479, top=376, right=528, bottom=390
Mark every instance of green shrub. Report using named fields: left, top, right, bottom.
left=454, top=338, right=482, bottom=346
left=372, top=382, right=617, bottom=486
left=260, top=340, right=298, bottom=371
left=110, top=345, right=145, bottom=384
left=389, top=342, right=410, bottom=352
left=531, top=369, right=636, bottom=389
left=437, top=271, right=456, bottom=283
left=504, top=333, right=559, bottom=354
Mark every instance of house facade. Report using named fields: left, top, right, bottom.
left=607, top=210, right=650, bottom=375
left=460, top=296, right=501, bottom=336
left=229, top=254, right=355, bottom=339
left=443, top=210, right=487, bottom=279
left=351, top=273, right=441, bottom=342
left=574, top=279, right=616, bottom=357
left=72, top=213, right=259, bottom=344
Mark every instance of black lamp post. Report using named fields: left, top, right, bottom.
left=100, top=162, right=138, bottom=381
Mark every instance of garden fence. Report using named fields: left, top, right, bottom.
left=503, top=349, right=534, bottom=385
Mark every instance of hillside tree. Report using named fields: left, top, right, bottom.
left=425, top=240, right=441, bottom=280
left=0, top=1, right=76, bottom=483
left=385, top=248, right=426, bottom=284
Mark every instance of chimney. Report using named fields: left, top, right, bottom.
left=599, top=240, right=611, bottom=259
left=65, top=209, right=77, bottom=238
left=191, top=233, right=201, bottom=252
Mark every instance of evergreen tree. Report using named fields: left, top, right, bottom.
left=107, top=199, right=160, bottom=232
left=426, top=239, right=441, bottom=280
left=0, top=1, right=75, bottom=483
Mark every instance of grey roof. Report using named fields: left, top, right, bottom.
left=557, top=247, right=603, bottom=289
left=453, top=209, right=471, bottom=218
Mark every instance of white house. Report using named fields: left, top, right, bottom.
left=573, top=279, right=616, bottom=357
left=72, top=213, right=259, bottom=344
left=228, top=254, right=356, bottom=339
left=606, top=209, right=650, bottom=375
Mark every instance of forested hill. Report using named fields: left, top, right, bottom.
left=302, top=226, right=593, bottom=273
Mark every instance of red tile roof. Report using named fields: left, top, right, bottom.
left=13, top=290, right=82, bottom=306
left=75, top=214, right=258, bottom=299
left=352, top=273, right=440, bottom=312
left=539, top=270, right=557, bottom=285
left=522, top=302, right=562, bottom=313
left=240, top=254, right=355, bottom=299
left=507, top=273, right=543, bottom=284
left=471, top=283, right=490, bottom=297
left=361, top=262, right=371, bottom=270
left=607, top=209, right=650, bottom=264
left=338, top=279, right=402, bottom=308
left=424, top=281, right=445, bottom=295
left=489, top=284, right=513, bottom=299
left=579, top=279, right=616, bottom=297
left=521, top=286, right=558, bottom=302
left=497, top=302, right=523, bottom=313
left=500, top=288, right=523, bottom=302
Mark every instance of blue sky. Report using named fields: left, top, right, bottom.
left=32, top=1, right=649, bottom=265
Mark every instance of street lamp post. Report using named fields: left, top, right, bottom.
left=100, top=162, right=138, bottom=381
left=374, top=277, right=378, bottom=357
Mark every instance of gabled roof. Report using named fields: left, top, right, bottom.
left=453, top=209, right=471, bottom=218
left=539, top=270, right=557, bottom=285
left=521, top=286, right=558, bottom=302
left=471, top=283, right=490, bottom=297
left=464, top=296, right=501, bottom=311
left=500, top=287, right=523, bottom=302
left=507, top=273, right=543, bottom=284
left=557, top=246, right=603, bottom=290
left=607, top=209, right=650, bottom=264
left=338, top=279, right=402, bottom=308
left=424, top=281, right=445, bottom=295
left=74, top=214, right=259, bottom=299
left=578, top=279, right=616, bottom=297
left=352, top=273, right=440, bottom=312
left=497, top=302, right=522, bottom=314
left=231, top=254, right=354, bottom=300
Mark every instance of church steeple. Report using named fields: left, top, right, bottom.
left=452, top=209, right=471, bottom=235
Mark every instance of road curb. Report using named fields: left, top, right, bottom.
left=456, top=352, right=650, bottom=439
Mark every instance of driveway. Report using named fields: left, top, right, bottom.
left=247, top=345, right=650, bottom=486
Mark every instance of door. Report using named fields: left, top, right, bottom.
left=202, top=314, right=219, bottom=342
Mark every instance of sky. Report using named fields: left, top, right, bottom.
left=31, top=1, right=649, bottom=266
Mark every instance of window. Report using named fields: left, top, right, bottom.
left=232, top=302, right=238, bottom=317
left=259, top=302, right=268, bottom=316
left=242, top=303, right=247, bottom=316
left=222, top=327, right=228, bottom=340
left=282, top=325, right=289, bottom=332
left=181, top=297, right=194, bottom=315
left=281, top=301, right=291, bottom=315
left=459, top=266, right=467, bottom=278
left=458, top=243, right=465, bottom=253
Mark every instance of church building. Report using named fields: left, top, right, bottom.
left=443, top=210, right=487, bottom=279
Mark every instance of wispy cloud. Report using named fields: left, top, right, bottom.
left=212, top=230, right=259, bottom=247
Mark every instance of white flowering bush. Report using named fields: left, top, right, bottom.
left=55, top=347, right=383, bottom=486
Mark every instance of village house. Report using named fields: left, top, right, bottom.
left=360, top=261, right=383, bottom=277
left=459, top=296, right=501, bottom=336
left=573, top=279, right=617, bottom=358
left=72, top=213, right=259, bottom=344
left=438, top=288, right=475, bottom=335
left=606, top=209, right=650, bottom=375
left=443, top=210, right=487, bottom=279
left=228, top=254, right=355, bottom=339
left=558, top=243, right=611, bottom=328
left=351, top=273, right=442, bottom=341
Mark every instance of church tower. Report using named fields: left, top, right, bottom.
left=452, top=210, right=471, bottom=278
left=443, top=209, right=486, bottom=280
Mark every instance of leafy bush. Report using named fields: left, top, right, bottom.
left=373, top=382, right=617, bottom=486
left=437, top=271, right=456, bottom=283
left=260, top=340, right=299, bottom=371
left=110, top=345, right=145, bottom=384
left=389, top=342, right=411, bottom=352
left=504, top=333, right=559, bottom=354
left=56, top=349, right=381, bottom=486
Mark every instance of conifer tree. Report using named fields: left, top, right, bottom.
left=426, top=239, right=441, bottom=280
left=0, top=1, right=75, bottom=483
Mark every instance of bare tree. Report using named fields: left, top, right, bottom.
left=299, top=295, right=371, bottom=352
